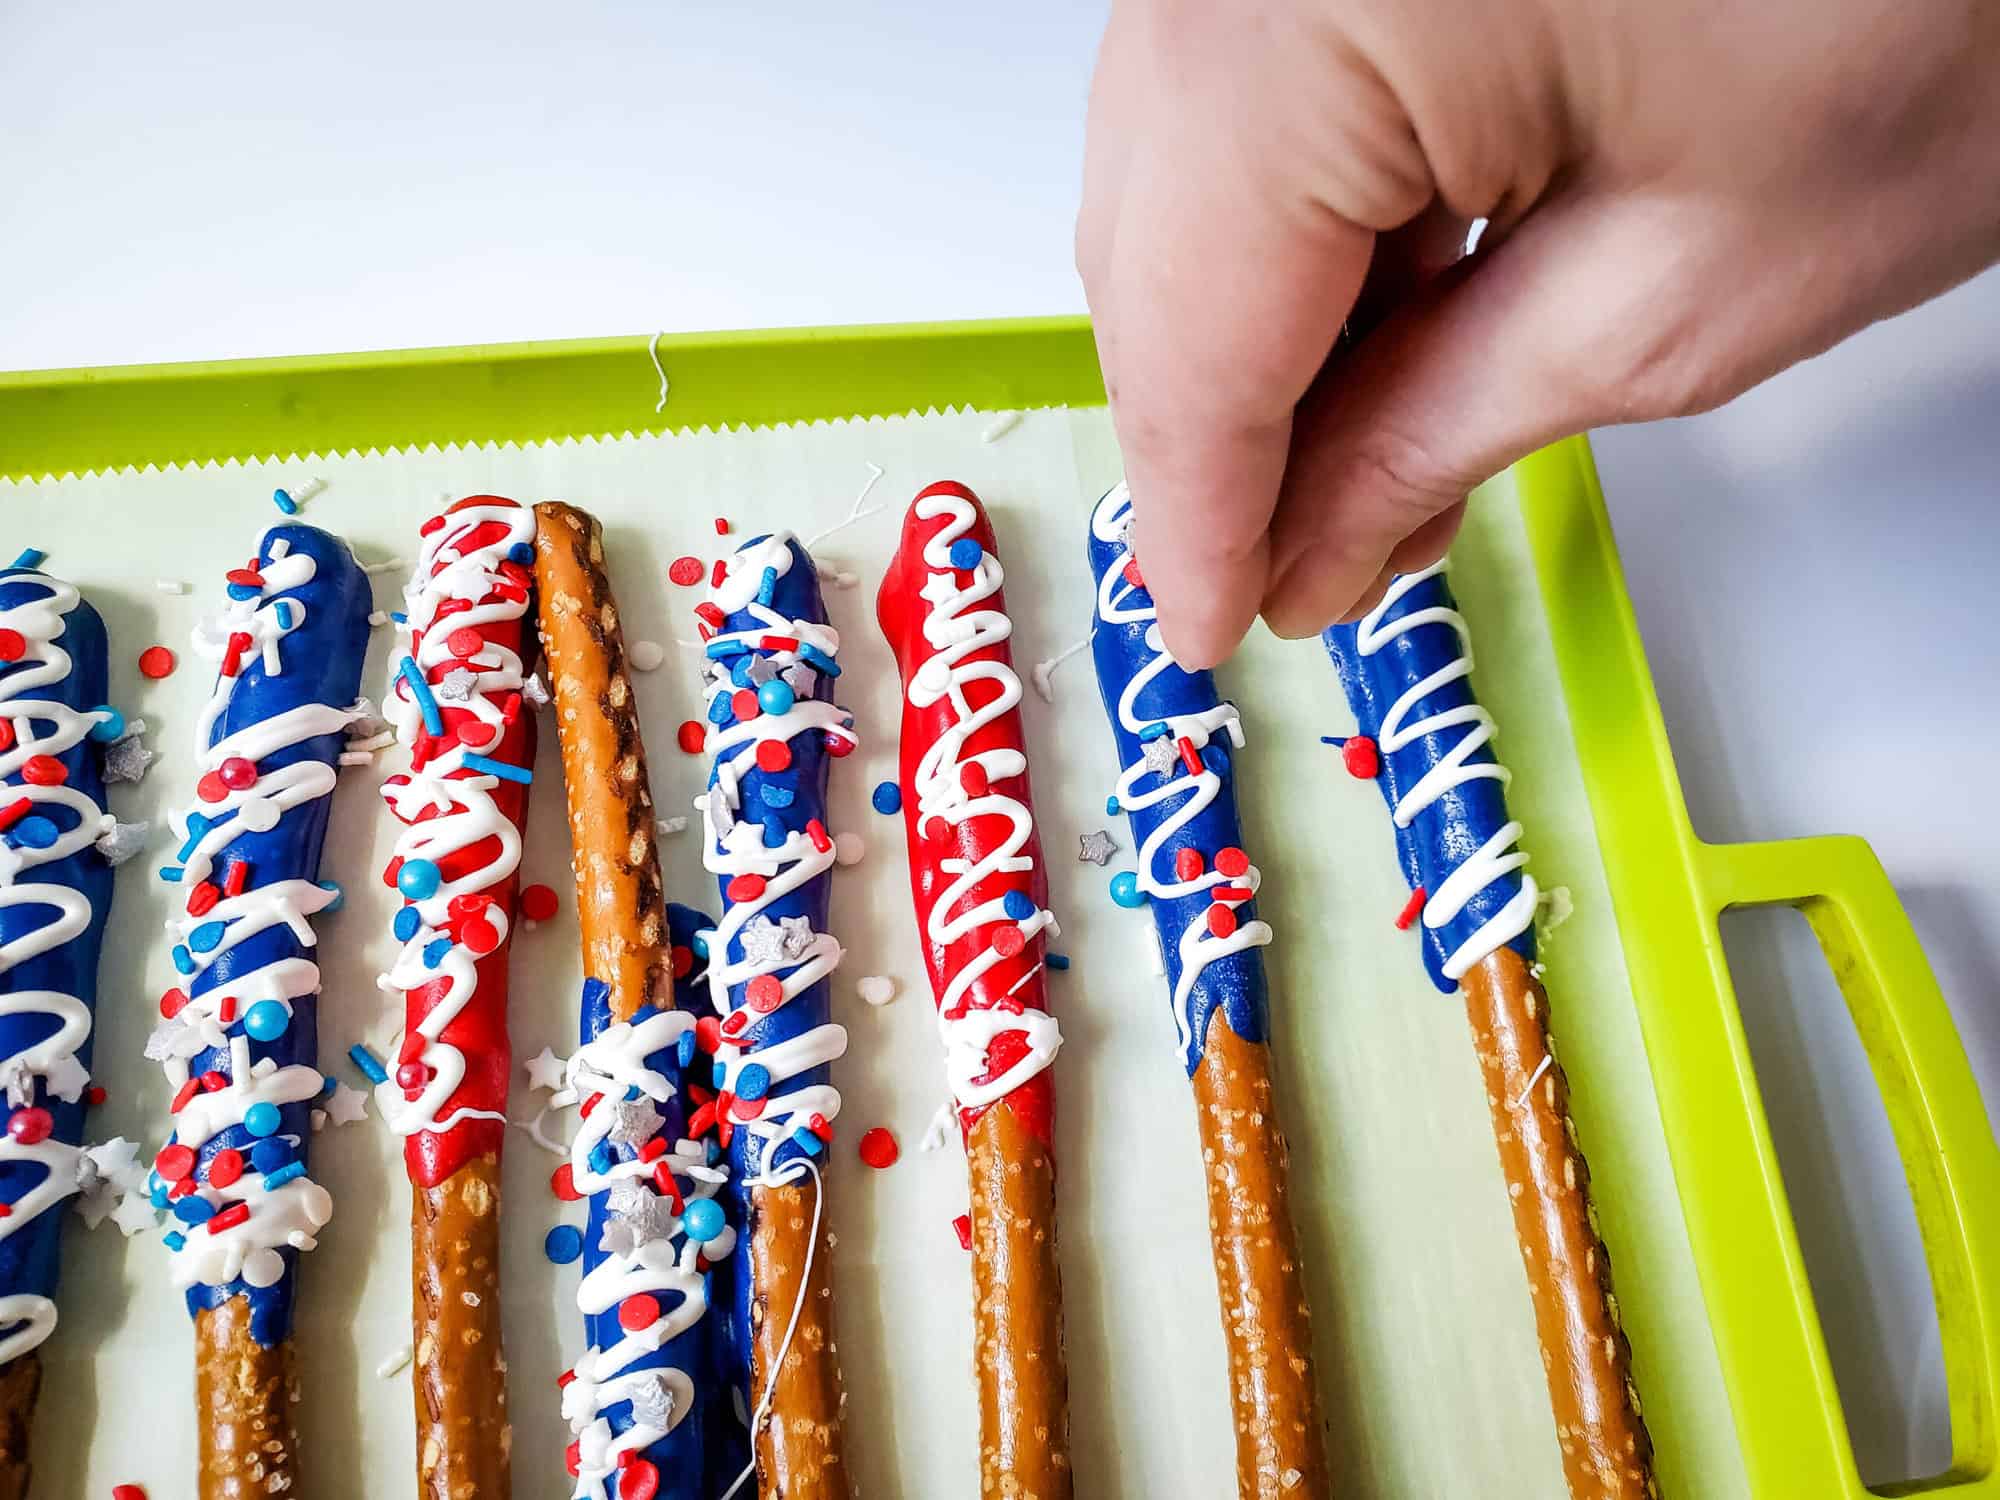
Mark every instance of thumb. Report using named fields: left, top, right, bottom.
left=1259, top=191, right=1711, bottom=636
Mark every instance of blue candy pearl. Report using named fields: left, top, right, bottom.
left=89, top=707, right=125, bottom=742
left=243, top=1101, right=282, bottom=1137
left=1109, top=871, right=1146, bottom=908
left=691, top=931, right=710, bottom=960
left=507, top=541, right=535, bottom=566
left=948, top=537, right=983, bottom=569
left=316, top=880, right=344, bottom=913
left=1002, top=890, right=1035, bottom=921
left=682, top=1197, right=725, bottom=1243
left=870, top=781, right=902, bottom=815
left=243, top=1000, right=290, bottom=1041
left=397, top=858, right=442, bottom=901
left=757, top=679, right=796, bottom=716
left=545, top=1224, right=584, bottom=1264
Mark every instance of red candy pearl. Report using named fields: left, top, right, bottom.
left=19, top=755, right=65, bottom=787
left=218, top=756, right=258, bottom=790
left=1214, top=847, right=1251, bottom=878
left=6, top=1108, right=51, bottom=1145
left=447, top=626, right=484, bottom=658
left=519, top=883, right=559, bottom=922
left=1174, top=847, right=1205, bottom=882
left=208, top=1148, right=245, bottom=1188
left=755, top=739, right=792, bottom=773
left=677, top=720, right=707, bottom=755
left=824, top=732, right=855, bottom=757
left=858, top=1127, right=900, bottom=1169
left=0, top=630, right=24, bottom=662
left=619, top=1459, right=661, bottom=1500
left=1342, top=735, right=1381, bottom=779
left=395, top=1062, right=429, bottom=1091
left=618, top=1294, right=661, bottom=1331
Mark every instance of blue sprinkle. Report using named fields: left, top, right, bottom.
left=422, top=937, right=453, bottom=968
left=271, top=600, right=295, bottom=629
left=1319, top=735, right=1347, bottom=747
left=755, top=565, right=779, bottom=606
left=683, top=1197, right=726, bottom=1242
left=159, top=866, right=184, bottom=883
left=707, top=694, right=734, bottom=726
left=1002, top=890, right=1035, bottom=921
left=251, top=1139, right=292, bottom=1173
left=507, top=541, right=535, bottom=566
left=272, top=488, right=298, bottom=515
left=580, top=977, right=611, bottom=1011
left=262, top=1161, right=306, bottom=1191
left=760, top=782, right=795, bottom=809
left=757, top=679, right=795, bottom=716
left=1202, top=744, right=1231, bottom=777
left=162, top=1230, right=187, bottom=1252
left=316, top=879, right=344, bottom=912
left=392, top=905, right=422, bottom=942
left=10, top=816, right=57, bottom=850
left=1138, top=721, right=1170, bottom=742
left=244, top=1101, right=282, bottom=1137
left=226, top=583, right=260, bottom=602
left=691, top=932, right=710, bottom=961
left=1105, top=796, right=1120, bottom=816
left=348, top=1045, right=388, bottom=1085
left=791, top=1127, right=825, bottom=1157
left=948, top=538, right=983, bottom=569
left=705, top=638, right=749, bottom=660
left=171, top=946, right=196, bottom=975
left=871, top=781, right=902, bottom=815
left=390, top=611, right=407, bottom=625
left=588, top=1143, right=615, bottom=1176
left=243, top=1000, right=290, bottom=1041
left=709, top=1056, right=726, bottom=1089
left=736, top=1063, right=772, bottom=1102
left=798, top=643, right=841, bottom=677
left=320, top=1074, right=338, bottom=1098
left=730, top=656, right=757, bottom=688
left=1109, top=871, right=1147, bottom=909
left=762, top=816, right=787, bottom=848
left=399, top=657, right=443, bottom=736
left=149, top=1182, right=170, bottom=1210
left=173, top=1196, right=216, bottom=1226
left=88, top=706, right=125, bottom=742
left=461, top=752, right=531, bottom=784
left=676, top=1031, right=698, bottom=1069
left=1046, top=952, right=1071, bottom=971
left=624, top=1085, right=640, bottom=1102
left=545, top=1224, right=584, bottom=1264
left=187, top=920, right=226, bottom=954
left=7, top=548, right=46, bottom=570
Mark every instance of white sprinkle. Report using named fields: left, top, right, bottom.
left=918, top=1100, right=958, bottom=1153
left=310, top=1108, right=328, bottom=1132
left=629, top=639, right=666, bottom=672
left=155, top=578, right=188, bottom=595
left=461, top=1290, right=481, bottom=1308
left=292, top=476, right=327, bottom=503
left=368, top=610, right=389, bottom=627
left=856, top=975, right=897, bottom=1007
left=1540, top=884, right=1575, bottom=933
left=361, top=557, right=406, bottom=576
left=833, top=831, right=864, bottom=867
left=656, top=816, right=688, bottom=838
left=338, top=751, right=373, bottom=766
left=376, top=1344, right=414, bottom=1379
left=980, top=409, right=1023, bottom=443
left=348, top=730, right=394, bottom=751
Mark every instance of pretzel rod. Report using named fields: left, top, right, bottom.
left=534, top=503, right=753, bottom=1498
left=146, top=523, right=371, bottom=1500
left=876, top=481, right=1072, bottom=1497
left=1085, top=483, right=1326, bottom=1498
left=379, top=497, right=543, bottom=1497
left=692, top=529, right=855, bottom=1500
left=1322, top=561, right=1655, bottom=1499
left=0, top=570, right=119, bottom=1497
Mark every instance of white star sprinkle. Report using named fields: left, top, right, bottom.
left=111, top=1190, right=161, bottom=1238
left=324, top=1083, right=371, bottom=1126
left=525, top=1046, right=568, bottom=1093
left=42, top=1053, right=88, bottom=1103
left=918, top=571, right=960, bottom=606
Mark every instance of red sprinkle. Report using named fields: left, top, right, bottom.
left=755, top=739, right=793, bottom=773
left=805, top=819, right=831, bottom=853
left=638, top=1137, right=667, bottom=1163
left=420, top=513, right=447, bottom=537
left=1207, top=904, right=1239, bottom=939
left=619, top=1294, right=661, bottom=1331
left=619, top=1458, right=661, bottom=1500
left=113, top=1486, right=149, bottom=1500
left=208, top=1202, right=250, bottom=1234
left=217, top=995, right=237, bottom=1025
left=220, top=631, right=252, bottom=679
left=991, top=925, right=1026, bottom=959
left=0, top=798, right=27, bottom=832
left=1178, top=736, right=1204, bottom=776
left=760, top=634, right=799, bottom=653
left=677, top=720, right=707, bottom=755
left=185, top=883, right=220, bottom=917
left=713, top=517, right=730, bottom=535
left=1215, top=846, right=1251, bottom=878
left=960, top=762, right=989, bottom=798
left=579, top=1093, right=601, bottom=1120
left=651, top=1160, right=685, bottom=1210
left=1175, top=847, right=1205, bottom=882
left=693, top=601, right=725, bottom=628
left=0, top=629, right=24, bottom=663
left=745, top=974, right=784, bottom=1013
left=159, top=987, right=188, bottom=1018
left=223, top=861, right=249, bottom=897
left=1210, top=885, right=1255, bottom=904
left=138, top=645, right=176, bottom=679
left=807, top=1112, right=834, bottom=1142
left=725, top=873, right=767, bottom=902
left=520, top=883, right=559, bottom=922
left=224, top=568, right=265, bottom=590
left=1122, top=557, right=1144, bottom=589
left=0, top=721, right=12, bottom=752
left=550, top=1163, right=581, bottom=1201
left=170, top=1079, right=200, bottom=1114
left=668, top=556, right=705, bottom=586
left=824, top=731, right=855, bottom=758
left=952, top=1213, right=973, bottom=1250
left=858, top=1127, right=899, bottom=1169
left=18, top=755, right=65, bottom=787
left=1342, top=735, right=1381, bottom=780
left=208, top=1148, right=244, bottom=1188
left=694, top=1016, right=721, bottom=1054
left=1395, top=887, right=1428, bottom=930
left=720, top=1009, right=749, bottom=1036
left=710, top=558, right=728, bottom=590
left=200, top=1070, right=229, bottom=1093
left=155, top=1144, right=196, bottom=1182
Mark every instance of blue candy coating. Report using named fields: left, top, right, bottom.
left=760, top=783, right=795, bottom=809
left=396, top=857, right=442, bottom=900
left=707, top=694, right=734, bottom=726
left=545, top=1224, right=584, bottom=1264
left=272, top=488, right=298, bottom=514
left=757, top=679, right=796, bottom=716
left=682, top=1197, right=726, bottom=1243
left=1046, top=952, right=1072, bottom=971
left=242, top=1000, right=290, bottom=1041
left=243, top=1101, right=281, bottom=1138
left=870, top=781, right=902, bottom=815
left=1109, top=870, right=1146, bottom=908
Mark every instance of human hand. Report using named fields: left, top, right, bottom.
left=1078, top=0, right=2000, bottom=666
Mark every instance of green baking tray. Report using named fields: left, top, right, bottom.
left=3, top=317, right=1996, bottom=1498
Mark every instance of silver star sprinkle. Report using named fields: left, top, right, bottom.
left=745, top=656, right=781, bottom=687
left=95, top=819, right=151, bottom=867
left=103, top=734, right=155, bottom=785
left=781, top=663, right=816, bottom=697
left=1078, top=829, right=1119, bottom=866
left=605, top=1096, right=664, bottom=1149
left=435, top=666, right=479, bottom=703
left=628, top=1373, right=676, bottom=1432
left=1140, top=735, right=1180, bottom=777
left=600, top=1179, right=676, bottom=1255
left=521, top=673, right=552, bottom=707
left=778, top=915, right=816, bottom=960
left=738, top=917, right=788, bottom=968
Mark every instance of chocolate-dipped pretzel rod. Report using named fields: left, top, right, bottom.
left=146, top=523, right=371, bottom=1500
left=877, top=481, right=1072, bottom=1498
left=378, top=497, right=540, bottom=1498
left=1323, top=561, right=1655, bottom=1499
left=0, top=571, right=119, bottom=1499
left=558, top=902, right=747, bottom=1500
left=692, top=529, right=855, bottom=1500
left=1086, top=483, right=1327, bottom=1500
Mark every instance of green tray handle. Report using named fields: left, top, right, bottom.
left=1695, top=832, right=2000, bottom=1495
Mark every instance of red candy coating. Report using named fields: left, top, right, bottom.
left=755, top=739, right=793, bottom=773
left=725, top=873, right=767, bottom=903
left=155, top=1144, right=196, bottom=1182
left=1175, top=847, right=1204, bottom=882
left=991, top=925, right=1026, bottom=959
left=730, top=688, right=761, bottom=722
left=619, top=1459, right=661, bottom=1500
left=858, top=1126, right=900, bottom=1169
left=1207, top=904, right=1239, bottom=939
left=745, top=974, right=784, bottom=1013
left=138, top=645, right=176, bottom=679
left=618, top=1294, right=661, bottom=1331
left=551, top=1163, right=581, bottom=1201
left=196, top=772, right=230, bottom=804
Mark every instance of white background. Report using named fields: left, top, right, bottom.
left=2, top=1, right=1994, bottom=1487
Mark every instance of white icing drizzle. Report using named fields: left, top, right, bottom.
left=697, top=533, right=854, bottom=1183
left=560, top=1010, right=736, bottom=1495
left=1353, top=561, right=1538, bottom=981
left=1091, top=485, right=1271, bottom=1058
left=901, top=492, right=1064, bottom=1110
left=0, top=574, right=113, bottom=1363
left=376, top=501, right=535, bottom=1136
left=154, top=533, right=350, bottom=1291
